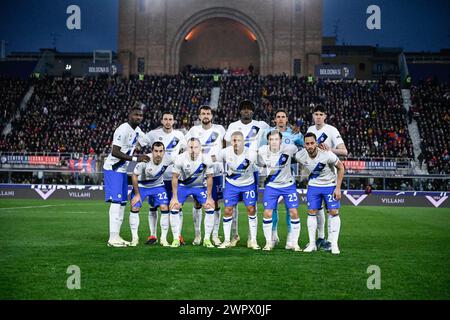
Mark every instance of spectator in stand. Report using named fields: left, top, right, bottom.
left=2, top=73, right=447, bottom=177
left=1, top=75, right=212, bottom=156
left=0, top=76, right=30, bottom=126
left=410, top=81, right=450, bottom=173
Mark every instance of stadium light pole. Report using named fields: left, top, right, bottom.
left=1, top=40, right=8, bottom=60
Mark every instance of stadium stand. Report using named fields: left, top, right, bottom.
left=0, top=76, right=30, bottom=127
left=0, top=75, right=212, bottom=155
left=219, top=75, right=414, bottom=159
left=1, top=74, right=448, bottom=176
left=410, top=81, right=450, bottom=174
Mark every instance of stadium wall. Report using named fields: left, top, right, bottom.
left=1, top=185, right=448, bottom=208
left=118, top=0, right=322, bottom=76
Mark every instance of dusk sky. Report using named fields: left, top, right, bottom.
left=0, top=0, right=449, bottom=54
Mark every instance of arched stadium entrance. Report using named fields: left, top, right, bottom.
left=179, top=17, right=260, bottom=73
left=119, top=1, right=323, bottom=76
left=169, top=7, right=268, bottom=74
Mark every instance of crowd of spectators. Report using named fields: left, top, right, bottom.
left=0, top=76, right=30, bottom=126
left=183, top=64, right=255, bottom=76
left=0, top=74, right=212, bottom=155
left=1, top=74, right=448, bottom=176
left=410, top=81, right=450, bottom=174
left=219, top=75, right=414, bottom=158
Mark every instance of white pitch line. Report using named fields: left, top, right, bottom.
left=65, top=211, right=90, bottom=214
left=0, top=204, right=67, bottom=210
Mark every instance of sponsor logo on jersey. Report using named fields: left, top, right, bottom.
left=309, top=162, right=326, bottom=180
left=166, top=137, right=180, bottom=150
left=317, top=133, right=328, bottom=144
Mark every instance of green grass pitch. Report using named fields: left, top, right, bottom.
left=0, top=199, right=449, bottom=300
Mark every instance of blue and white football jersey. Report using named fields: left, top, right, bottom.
left=103, top=122, right=146, bottom=173
left=133, top=154, right=173, bottom=188
left=172, top=152, right=214, bottom=188
left=257, top=144, right=298, bottom=188
left=185, top=124, right=226, bottom=176
left=225, top=120, right=269, bottom=152
left=295, top=149, right=339, bottom=187
left=216, top=146, right=257, bottom=187
left=143, top=128, right=186, bottom=180
left=307, top=124, right=344, bottom=148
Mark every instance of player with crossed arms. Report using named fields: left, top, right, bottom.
left=104, top=105, right=150, bottom=247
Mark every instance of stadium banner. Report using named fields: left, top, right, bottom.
left=343, top=160, right=397, bottom=170
left=29, top=156, right=60, bottom=165
left=0, top=154, right=60, bottom=166
left=0, top=185, right=448, bottom=208
left=0, top=155, right=30, bottom=165
left=85, top=63, right=121, bottom=76
left=315, top=64, right=355, bottom=79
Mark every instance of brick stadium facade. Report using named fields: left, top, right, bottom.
left=118, top=0, right=322, bottom=76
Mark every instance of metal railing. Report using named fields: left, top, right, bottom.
left=0, top=151, right=447, bottom=191
left=0, top=169, right=448, bottom=192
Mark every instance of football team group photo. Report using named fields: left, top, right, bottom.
left=1, top=0, right=449, bottom=303
left=105, top=102, right=345, bottom=254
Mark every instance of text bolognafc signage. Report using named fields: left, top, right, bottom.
left=85, top=63, right=121, bottom=75
left=315, top=65, right=355, bottom=79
